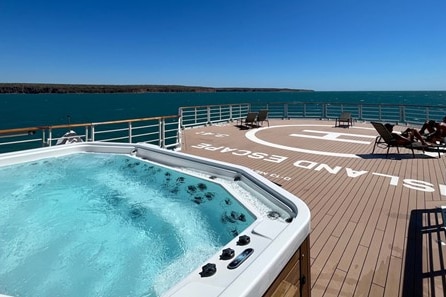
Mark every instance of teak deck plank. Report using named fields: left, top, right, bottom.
left=360, top=229, right=385, bottom=296
left=180, top=119, right=446, bottom=297
left=325, top=269, right=346, bottom=297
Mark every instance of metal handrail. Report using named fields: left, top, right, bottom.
left=2, top=101, right=446, bottom=154
left=179, top=103, right=250, bottom=128
left=0, top=115, right=180, bottom=154
left=247, top=102, right=446, bottom=124
left=179, top=102, right=446, bottom=127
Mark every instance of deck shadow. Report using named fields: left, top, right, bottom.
left=234, top=124, right=260, bottom=130
left=356, top=153, right=433, bottom=160
left=403, top=208, right=446, bottom=296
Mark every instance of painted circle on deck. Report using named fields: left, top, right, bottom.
left=245, top=124, right=360, bottom=158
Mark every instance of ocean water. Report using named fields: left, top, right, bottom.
left=1, top=91, right=445, bottom=130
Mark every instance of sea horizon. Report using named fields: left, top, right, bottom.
left=1, top=90, right=446, bottom=130
left=0, top=82, right=445, bottom=93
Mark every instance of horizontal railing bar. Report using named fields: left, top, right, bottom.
left=91, top=115, right=178, bottom=125
left=164, top=136, right=178, bottom=141
left=179, top=103, right=250, bottom=109
left=165, top=128, right=178, bottom=133
left=133, top=132, right=159, bottom=138
left=253, top=101, right=445, bottom=108
left=0, top=127, right=44, bottom=136
left=94, top=127, right=129, bottom=134
left=0, top=133, right=36, bottom=139
left=132, top=124, right=159, bottom=130
left=0, top=138, right=43, bottom=146
left=98, top=136, right=131, bottom=142
left=0, top=116, right=178, bottom=135
left=164, top=143, right=177, bottom=149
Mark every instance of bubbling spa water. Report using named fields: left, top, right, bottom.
left=0, top=153, right=256, bottom=297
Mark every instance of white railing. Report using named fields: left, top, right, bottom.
left=2, top=102, right=446, bottom=154
left=179, top=102, right=446, bottom=127
left=179, top=103, right=250, bottom=128
left=0, top=115, right=180, bottom=154
left=246, top=102, right=446, bottom=124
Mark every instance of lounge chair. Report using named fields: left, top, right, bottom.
left=238, top=112, right=258, bottom=128
left=371, top=121, right=423, bottom=158
left=335, top=112, right=353, bottom=128
left=256, top=109, right=270, bottom=127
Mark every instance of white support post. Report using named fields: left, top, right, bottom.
left=128, top=122, right=133, bottom=143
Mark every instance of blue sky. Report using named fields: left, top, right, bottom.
left=1, top=0, right=445, bottom=91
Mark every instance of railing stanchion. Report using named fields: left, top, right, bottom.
left=207, top=106, right=211, bottom=125
left=159, top=118, right=165, bottom=148
left=84, top=126, right=89, bottom=143
left=177, top=116, right=182, bottom=149
left=48, top=129, right=53, bottom=147
left=178, top=107, right=183, bottom=128
left=400, top=105, right=405, bottom=124
left=128, top=122, right=133, bottom=143
left=42, top=130, right=46, bottom=147
left=91, top=126, right=95, bottom=142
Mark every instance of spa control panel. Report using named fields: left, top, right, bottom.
left=227, top=248, right=254, bottom=269
left=199, top=235, right=254, bottom=277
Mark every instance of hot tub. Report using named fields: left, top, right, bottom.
left=0, top=142, right=311, bottom=297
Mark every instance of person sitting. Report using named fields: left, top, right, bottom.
left=385, top=123, right=428, bottom=145
left=424, top=121, right=446, bottom=143
left=419, top=116, right=446, bottom=135
left=419, top=120, right=437, bottom=135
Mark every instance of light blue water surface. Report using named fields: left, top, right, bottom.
left=0, top=153, right=254, bottom=297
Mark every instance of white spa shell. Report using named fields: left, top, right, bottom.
left=0, top=142, right=311, bottom=297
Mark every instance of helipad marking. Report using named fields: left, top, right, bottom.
left=290, top=130, right=375, bottom=144
left=245, top=124, right=371, bottom=158
left=301, top=130, right=377, bottom=139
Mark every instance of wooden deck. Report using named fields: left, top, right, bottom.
left=179, top=119, right=446, bottom=297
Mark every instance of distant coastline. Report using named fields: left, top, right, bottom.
left=0, top=83, right=313, bottom=94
